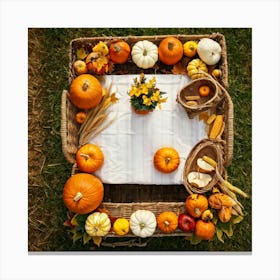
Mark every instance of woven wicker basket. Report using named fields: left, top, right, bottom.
left=182, top=139, right=225, bottom=194
left=177, top=73, right=225, bottom=119
left=60, top=33, right=233, bottom=240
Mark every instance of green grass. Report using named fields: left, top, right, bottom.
left=28, top=28, right=251, bottom=251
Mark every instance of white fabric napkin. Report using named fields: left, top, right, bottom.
left=90, top=74, right=207, bottom=185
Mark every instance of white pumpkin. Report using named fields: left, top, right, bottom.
left=131, top=40, right=158, bottom=69
left=197, top=38, right=222, bottom=65
left=85, top=212, right=111, bottom=237
left=129, top=209, right=157, bottom=238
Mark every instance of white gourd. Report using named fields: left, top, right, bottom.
left=129, top=209, right=157, bottom=238
left=85, top=212, right=111, bottom=237
left=131, top=40, right=158, bottom=69
left=197, top=38, right=222, bottom=66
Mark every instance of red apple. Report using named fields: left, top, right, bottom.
left=178, top=213, right=196, bottom=232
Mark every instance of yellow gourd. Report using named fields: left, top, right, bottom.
left=187, top=58, right=208, bottom=79
left=113, top=218, right=130, bottom=236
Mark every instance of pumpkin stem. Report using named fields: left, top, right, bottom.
left=73, top=192, right=83, bottom=202
left=140, top=223, right=146, bottom=229
left=168, top=42, right=174, bottom=51
left=164, top=220, right=170, bottom=227
left=142, top=49, right=148, bottom=56
left=80, top=153, right=90, bottom=160
left=165, top=157, right=171, bottom=164
left=82, top=81, right=89, bottom=91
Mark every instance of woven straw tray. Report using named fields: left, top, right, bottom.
left=60, top=33, right=234, bottom=238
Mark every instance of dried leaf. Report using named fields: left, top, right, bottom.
left=172, top=62, right=186, bottom=75
left=70, top=214, right=79, bottom=226
left=222, top=223, right=233, bottom=237
left=76, top=48, right=88, bottom=60
left=190, top=232, right=202, bottom=245
left=231, top=215, right=244, bottom=224
left=83, top=232, right=92, bottom=245
left=216, top=228, right=224, bottom=243
left=198, top=112, right=209, bottom=122
left=72, top=231, right=83, bottom=243
left=92, top=236, right=102, bottom=247
left=92, top=41, right=109, bottom=56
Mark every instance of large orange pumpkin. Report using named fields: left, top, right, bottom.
left=157, top=211, right=178, bottom=233
left=69, top=74, right=102, bottom=109
left=195, top=219, right=215, bottom=240
left=76, top=143, right=104, bottom=173
left=63, top=173, right=104, bottom=214
left=109, top=40, right=131, bottom=64
left=185, top=194, right=208, bottom=218
left=153, top=147, right=180, bottom=173
left=158, top=36, right=183, bottom=65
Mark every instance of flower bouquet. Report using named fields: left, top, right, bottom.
left=128, top=73, right=167, bottom=114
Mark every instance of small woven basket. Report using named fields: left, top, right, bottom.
left=183, top=139, right=225, bottom=194
left=177, top=72, right=225, bottom=119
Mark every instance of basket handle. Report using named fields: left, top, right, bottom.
left=60, top=89, right=76, bottom=164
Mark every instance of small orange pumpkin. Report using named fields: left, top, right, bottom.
left=185, top=194, right=208, bottom=218
left=109, top=40, right=131, bottom=64
left=76, top=143, right=104, bottom=173
left=158, top=36, right=183, bottom=65
left=157, top=211, right=178, bottom=233
left=195, top=219, right=215, bottom=240
left=63, top=173, right=104, bottom=214
left=85, top=52, right=110, bottom=74
left=153, top=147, right=180, bottom=173
left=69, top=74, right=102, bottom=110
left=75, top=111, right=87, bottom=124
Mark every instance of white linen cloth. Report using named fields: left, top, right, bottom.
left=91, top=74, right=207, bottom=185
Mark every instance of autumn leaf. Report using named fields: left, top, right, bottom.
left=198, top=112, right=209, bottom=122
left=232, top=215, right=244, bottom=224
left=92, top=41, right=109, bottom=56
left=92, top=236, right=102, bottom=247
left=76, top=48, right=88, bottom=60
left=172, top=62, right=186, bottom=75
left=216, top=228, right=224, bottom=243
left=190, top=232, right=202, bottom=245
left=83, top=232, right=92, bottom=245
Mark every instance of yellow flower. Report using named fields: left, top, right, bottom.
left=157, top=97, right=168, bottom=109
left=147, top=77, right=156, bottom=89
left=129, top=86, right=138, bottom=97
left=151, top=90, right=161, bottom=102
left=140, top=84, right=149, bottom=95
left=142, top=95, right=152, bottom=106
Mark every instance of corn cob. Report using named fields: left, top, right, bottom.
left=206, top=114, right=216, bottom=125
left=224, top=180, right=249, bottom=199
left=185, top=95, right=201, bottom=101
left=209, top=115, right=223, bottom=139
left=202, top=155, right=217, bottom=168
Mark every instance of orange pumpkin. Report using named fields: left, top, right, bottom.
left=69, top=74, right=102, bottom=109
left=109, top=40, right=131, bottom=64
left=195, top=219, right=215, bottom=240
left=76, top=143, right=104, bottom=173
left=158, top=36, right=183, bottom=65
left=75, top=111, right=87, bottom=124
left=85, top=52, right=110, bottom=74
left=185, top=194, right=208, bottom=218
left=153, top=147, right=180, bottom=173
left=157, top=211, right=178, bottom=233
left=63, top=173, right=104, bottom=214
